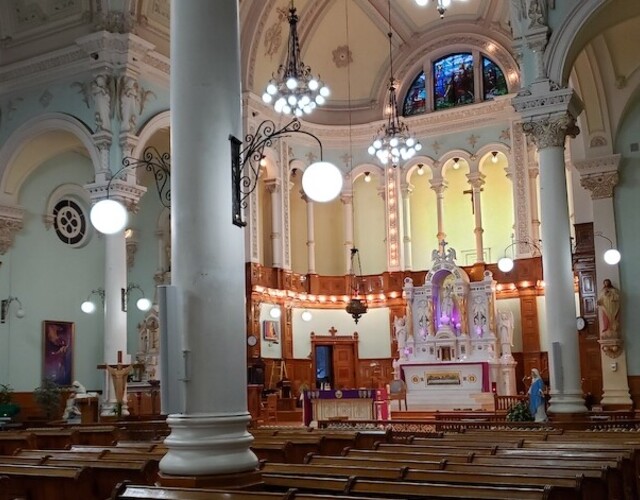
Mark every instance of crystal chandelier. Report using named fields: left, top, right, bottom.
left=368, top=1, right=422, bottom=166
left=262, top=1, right=330, bottom=117
left=414, top=0, right=454, bottom=18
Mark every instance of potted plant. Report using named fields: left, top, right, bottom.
left=506, top=401, right=533, bottom=422
left=0, top=383, right=20, bottom=418
left=34, top=377, right=62, bottom=421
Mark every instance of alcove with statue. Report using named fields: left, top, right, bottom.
left=394, top=245, right=517, bottom=410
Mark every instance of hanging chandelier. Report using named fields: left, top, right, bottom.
left=414, top=0, right=454, bottom=18
left=262, top=1, right=330, bottom=117
left=368, top=1, right=422, bottom=166
left=346, top=248, right=368, bottom=324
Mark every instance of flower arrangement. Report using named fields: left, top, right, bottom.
left=506, top=401, right=533, bottom=422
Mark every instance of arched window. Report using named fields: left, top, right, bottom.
left=402, top=52, right=509, bottom=115
left=433, top=52, right=474, bottom=110
left=482, top=57, right=508, bottom=100
left=403, top=71, right=426, bottom=116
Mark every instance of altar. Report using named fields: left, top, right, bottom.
left=393, top=244, right=517, bottom=410
left=302, top=389, right=388, bottom=426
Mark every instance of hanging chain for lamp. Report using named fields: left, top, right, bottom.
left=368, top=0, right=422, bottom=166
left=262, top=0, right=330, bottom=116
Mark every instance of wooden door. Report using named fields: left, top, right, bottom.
left=333, top=344, right=356, bottom=389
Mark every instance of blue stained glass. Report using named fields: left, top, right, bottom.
left=483, top=57, right=508, bottom=100
left=433, top=53, right=474, bottom=110
left=403, top=71, right=427, bottom=116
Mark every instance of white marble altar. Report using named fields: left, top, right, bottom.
left=395, top=245, right=516, bottom=409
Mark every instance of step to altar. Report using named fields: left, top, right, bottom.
left=405, top=391, right=494, bottom=411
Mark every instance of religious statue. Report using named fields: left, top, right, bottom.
left=394, top=315, right=408, bottom=353
left=107, top=363, right=133, bottom=406
left=472, top=295, right=487, bottom=336
left=526, top=0, right=548, bottom=28
left=439, top=275, right=455, bottom=323
left=498, top=310, right=514, bottom=360
left=597, top=279, right=620, bottom=340
left=90, top=74, right=114, bottom=132
left=528, top=368, right=547, bottom=422
left=119, top=75, right=140, bottom=132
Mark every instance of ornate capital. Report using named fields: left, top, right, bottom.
left=599, top=338, right=624, bottom=359
left=264, top=178, right=281, bottom=194
left=0, top=206, right=25, bottom=254
left=85, top=179, right=147, bottom=213
left=340, top=194, right=353, bottom=205
left=466, top=173, right=486, bottom=189
left=580, top=172, right=618, bottom=200
left=521, top=114, right=579, bottom=149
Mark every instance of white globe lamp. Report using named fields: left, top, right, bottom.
left=302, top=161, right=343, bottom=202
left=269, top=306, right=282, bottom=319
left=497, top=257, right=514, bottom=273
left=90, top=199, right=128, bottom=234
left=81, top=301, right=96, bottom=314
left=604, top=248, right=621, bottom=265
left=136, top=297, right=153, bottom=312
left=301, top=310, right=313, bottom=322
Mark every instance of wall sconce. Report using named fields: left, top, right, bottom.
left=595, top=232, right=621, bottom=265
left=269, top=306, right=282, bottom=319
left=491, top=151, right=499, bottom=164
left=229, top=118, right=342, bottom=227
left=452, top=157, right=460, bottom=170
left=81, top=288, right=105, bottom=314
left=364, top=172, right=372, bottom=183
left=301, top=310, right=313, bottom=322
left=497, top=239, right=542, bottom=273
left=1, top=296, right=24, bottom=323
left=417, top=164, right=425, bottom=176
left=122, top=284, right=152, bottom=313
left=90, top=147, right=171, bottom=235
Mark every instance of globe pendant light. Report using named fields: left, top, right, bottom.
left=368, top=1, right=422, bottom=166
left=262, top=1, right=330, bottom=117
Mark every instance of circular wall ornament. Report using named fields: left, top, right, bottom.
left=53, top=199, right=88, bottom=246
left=247, top=335, right=258, bottom=346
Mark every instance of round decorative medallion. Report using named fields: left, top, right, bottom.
left=411, top=375, right=420, bottom=384
left=247, top=335, right=257, bottom=347
left=468, top=374, right=477, bottom=383
left=334, top=390, right=343, bottom=399
left=53, top=199, right=87, bottom=246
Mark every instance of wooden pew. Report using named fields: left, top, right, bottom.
left=304, top=454, right=609, bottom=500
left=261, top=462, right=582, bottom=500
left=0, top=463, right=94, bottom=500
left=26, top=427, right=81, bottom=449
left=0, top=432, right=36, bottom=454
left=261, top=472, right=554, bottom=499
left=70, top=425, right=120, bottom=446
left=111, top=482, right=386, bottom=499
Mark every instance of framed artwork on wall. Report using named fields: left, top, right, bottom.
left=43, top=320, right=74, bottom=386
left=262, top=320, right=280, bottom=343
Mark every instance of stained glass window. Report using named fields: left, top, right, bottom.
left=433, top=53, right=474, bottom=110
left=403, top=71, right=426, bottom=116
left=482, top=57, right=508, bottom=100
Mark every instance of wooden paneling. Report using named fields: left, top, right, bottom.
left=333, top=345, right=356, bottom=389
left=519, top=290, right=540, bottom=352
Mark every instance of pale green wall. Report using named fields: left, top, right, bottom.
left=0, top=151, right=104, bottom=391
left=409, top=169, right=439, bottom=271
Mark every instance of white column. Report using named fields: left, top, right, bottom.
left=342, top=193, right=354, bottom=273
left=401, top=185, right=413, bottom=271
left=467, top=172, right=486, bottom=263
left=522, top=113, right=586, bottom=414
left=102, top=231, right=129, bottom=415
left=576, top=155, right=631, bottom=408
left=265, top=179, right=283, bottom=268
left=303, top=194, right=316, bottom=274
left=430, top=180, right=447, bottom=245
left=161, top=0, right=257, bottom=476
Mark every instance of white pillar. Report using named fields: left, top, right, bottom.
left=401, top=185, right=413, bottom=271
left=304, top=194, right=316, bottom=274
left=576, top=155, right=631, bottom=408
left=161, top=0, right=257, bottom=476
left=265, top=179, right=283, bottom=268
left=522, top=113, right=586, bottom=414
left=430, top=180, right=447, bottom=245
left=467, top=172, right=485, bottom=263
left=342, top=193, right=354, bottom=273
left=102, top=231, right=129, bottom=415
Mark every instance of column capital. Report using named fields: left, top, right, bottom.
left=400, top=184, right=414, bottom=198
left=0, top=204, right=24, bottom=254
left=85, top=179, right=147, bottom=214
left=466, top=172, right=486, bottom=189
left=264, top=178, right=281, bottom=194
left=580, top=172, right=619, bottom=200
left=521, top=113, right=580, bottom=149
left=340, top=193, right=353, bottom=205
left=574, top=154, right=621, bottom=176
left=429, top=179, right=448, bottom=194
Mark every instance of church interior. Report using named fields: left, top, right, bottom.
left=1, top=0, right=640, bottom=497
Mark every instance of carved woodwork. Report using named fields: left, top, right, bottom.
left=310, top=329, right=359, bottom=389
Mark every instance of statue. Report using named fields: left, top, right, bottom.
left=472, top=295, right=487, bottom=336
left=526, top=0, right=548, bottom=28
left=394, top=316, right=407, bottom=353
left=62, top=380, right=98, bottom=421
left=107, top=363, right=133, bottom=406
left=528, top=368, right=547, bottom=422
left=90, top=74, right=114, bottom=132
left=597, top=279, right=620, bottom=340
left=498, top=310, right=514, bottom=360
left=439, top=275, right=455, bottom=322
left=119, top=75, right=140, bottom=132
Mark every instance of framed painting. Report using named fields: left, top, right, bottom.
left=262, top=320, right=280, bottom=343
left=43, top=320, right=74, bottom=386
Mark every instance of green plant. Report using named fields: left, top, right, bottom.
left=34, top=377, right=62, bottom=420
left=0, top=384, right=13, bottom=405
left=506, top=401, right=533, bottom=422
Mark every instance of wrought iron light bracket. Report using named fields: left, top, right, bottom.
left=116, top=146, right=171, bottom=208
left=229, top=117, right=323, bottom=227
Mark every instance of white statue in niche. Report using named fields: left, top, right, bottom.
left=472, top=295, right=487, bottom=336
left=91, top=74, right=114, bottom=132
left=439, top=274, right=456, bottom=326
left=394, top=316, right=408, bottom=357
left=498, top=309, right=515, bottom=357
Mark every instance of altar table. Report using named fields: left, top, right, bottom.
left=302, top=389, right=388, bottom=426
